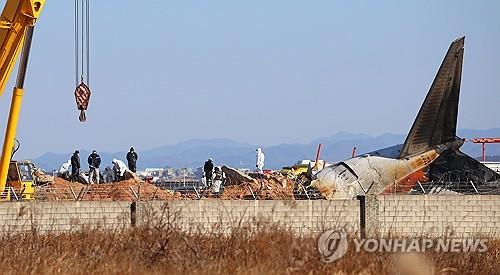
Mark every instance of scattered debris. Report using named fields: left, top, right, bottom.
left=33, top=166, right=54, bottom=185
left=220, top=172, right=295, bottom=200
left=280, top=159, right=329, bottom=180
left=221, top=165, right=256, bottom=186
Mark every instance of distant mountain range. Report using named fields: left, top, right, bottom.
left=32, top=128, right=500, bottom=171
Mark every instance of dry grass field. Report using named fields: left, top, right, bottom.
left=0, top=220, right=498, bottom=275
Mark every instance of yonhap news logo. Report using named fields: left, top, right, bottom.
left=317, top=229, right=348, bottom=262
left=317, top=229, right=488, bottom=262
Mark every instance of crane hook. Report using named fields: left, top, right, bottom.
left=74, top=82, right=91, bottom=123
left=79, top=110, right=86, bottom=122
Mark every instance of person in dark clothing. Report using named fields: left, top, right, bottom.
left=126, top=147, right=138, bottom=172
left=87, top=150, right=101, bottom=184
left=70, top=150, right=80, bottom=182
left=203, top=158, right=214, bottom=187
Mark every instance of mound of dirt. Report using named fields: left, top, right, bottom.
left=38, top=177, right=180, bottom=201
left=220, top=173, right=295, bottom=200
left=43, top=174, right=296, bottom=201
left=52, top=176, right=76, bottom=186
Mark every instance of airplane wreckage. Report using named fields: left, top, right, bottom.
left=310, top=37, right=500, bottom=199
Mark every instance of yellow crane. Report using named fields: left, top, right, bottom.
left=0, top=0, right=45, bottom=199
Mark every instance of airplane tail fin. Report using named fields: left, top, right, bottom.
left=400, top=37, right=464, bottom=158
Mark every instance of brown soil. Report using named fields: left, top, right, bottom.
left=220, top=173, right=295, bottom=200
left=41, top=177, right=181, bottom=201
left=41, top=174, right=296, bottom=201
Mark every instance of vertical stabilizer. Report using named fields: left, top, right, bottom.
left=400, top=37, right=464, bottom=158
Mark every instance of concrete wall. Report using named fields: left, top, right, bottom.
left=0, top=195, right=499, bottom=237
left=0, top=201, right=130, bottom=232
left=136, top=200, right=360, bottom=234
left=374, top=195, right=500, bottom=238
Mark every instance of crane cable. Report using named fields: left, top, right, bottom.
left=10, top=139, right=20, bottom=159
left=74, top=0, right=77, bottom=86
left=74, top=0, right=91, bottom=122
left=86, top=0, right=90, bottom=86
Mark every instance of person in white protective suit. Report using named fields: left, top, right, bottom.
left=58, top=160, right=71, bottom=179
left=212, top=166, right=225, bottom=196
left=112, top=159, right=129, bottom=181
left=256, top=147, right=265, bottom=173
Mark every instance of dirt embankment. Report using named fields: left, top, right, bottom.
left=220, top=173, right=295, bottom=200
left=43, top=177, right=181, bottom=201
left=42, top=171, right=297, bottom=201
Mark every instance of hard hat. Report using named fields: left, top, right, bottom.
left=209, top=158, right=213, bottom=161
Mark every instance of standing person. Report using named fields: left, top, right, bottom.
left=126, top=147, right=138, bottom=172
left=87, top=150, right=101, bottom=184
left=212, top=166, right=226, bottom=196
left=70, top=150, right=80, bottom=182
left=256, top=147, right=265, bottom=173
left=203, top=158, right=214, bottom=187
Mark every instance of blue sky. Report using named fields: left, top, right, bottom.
left=0, top=0, right=499, bottom=159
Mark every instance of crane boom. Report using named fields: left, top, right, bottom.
left=0, top=0, right=45, bottom=196
left=0, top=0, right=44, bottom=95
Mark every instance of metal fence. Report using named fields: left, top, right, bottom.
left=407, top=180, right=500, bottom=195
left=155, top=179, right=203, bottom=192
left=2, top=182, right=325, bottom=202
left=3, top=179, right=498, bottom=202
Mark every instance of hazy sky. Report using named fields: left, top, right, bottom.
left=0, top=0, right=499, bottom=159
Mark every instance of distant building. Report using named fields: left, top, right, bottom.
left=145, top=168, right=164, bottom=176
left=164, top=168, right=175, bottom=177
